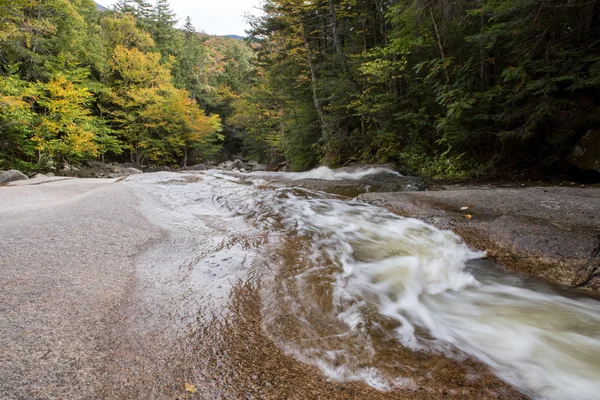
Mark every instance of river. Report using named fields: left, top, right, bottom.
left=126, top=168, right=600, bottom=400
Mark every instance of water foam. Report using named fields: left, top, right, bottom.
left=126, top=171, right=600, bottom=399
left=267, top=189, right=600, bottom=399
left=248, top=165, right=402, bottom=181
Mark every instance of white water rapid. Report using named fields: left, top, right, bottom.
left=128, top=170, right=600, bottom=400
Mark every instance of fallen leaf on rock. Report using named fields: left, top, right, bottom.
left=465, top=214, right=472, bottom=219
left=184, top=383, right=197, bottom=393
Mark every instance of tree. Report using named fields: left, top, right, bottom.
left=106, top=45, right=221, bottom=164
left=32, top=74, right=102, bottom=165
left=0, top=74, right=36, bottom=170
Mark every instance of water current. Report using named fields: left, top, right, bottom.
left=129, top=169, right=600, bottom=400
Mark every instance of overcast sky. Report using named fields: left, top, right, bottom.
left=99, top=0, right=263, bottom=36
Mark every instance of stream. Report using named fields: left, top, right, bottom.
left=127, top=168, right=600, bottom=400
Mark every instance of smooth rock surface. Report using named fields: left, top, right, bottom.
left=0, top=179, right=160, bottom=399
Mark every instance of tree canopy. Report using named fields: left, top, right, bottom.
left=2, top=0, right=599, bottom=178
left=0, top=0, right=253, bottom=170
left=231, top=0, right=600, bottom=177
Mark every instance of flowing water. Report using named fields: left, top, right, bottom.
left=128, top=169, right=600, bottom=400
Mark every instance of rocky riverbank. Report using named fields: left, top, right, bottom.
left=234, top=164, right=600, bottom=290
left=359, top=186, right=600, bottom=290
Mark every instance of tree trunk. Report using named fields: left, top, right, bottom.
left=430, top=8, right=450, bottom=83
left=301, top=27, right=329, bottom=138
left=479, top=0, right=489, bottom=88
left=372, top=0, right=387, bottom=41
left=328, top=0, right=342, bottom=56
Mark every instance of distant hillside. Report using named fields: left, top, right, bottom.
left=95, top=2, right=109, bottom=12
left=224, top=34, right=245, bottom=41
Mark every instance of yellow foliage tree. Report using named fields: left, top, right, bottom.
left=32, top=75, right=100, bottom=164
left=108, top=46, right=221, bottom=165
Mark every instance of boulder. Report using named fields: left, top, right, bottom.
left=188, top=164, right=208, bottom=171
left=569, top=130, right=600, bottom=172
left=46, top=172, right=55, bottom=177
left=267, top=161, right=290, bottom=172
left=144, top=165, right=172, bottom=173
left=85, top=160, right=106, bottom=169
left=31, top=173, right=47, bottom=179
left=123, top=167, right=143, bottom=176
left=252, top=163, right=267, bottom=172
left=58, top=169, right=79, bottom=177
left=108, top=163, right=124, bottom=174
left=217, top=160, right=234, bottom=170
left=0, top=169, right=29, bottom=183
left=232, top=159, right=246, bottom=170
left=122, top=162, right=144, bottom=170
left=217, top=159, right=246, bottom=170
left=77, top=169, right=99, bottom=178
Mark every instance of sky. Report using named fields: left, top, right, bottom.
left=99, top=0, right=263, bottom=36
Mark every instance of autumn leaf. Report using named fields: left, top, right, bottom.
left=184, top=383, right=197, bottom=393
left=465, top=214, right=472, bottom=219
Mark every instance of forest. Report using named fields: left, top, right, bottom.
left=0, top=0, right=252, bottom=171
left=1, top=0, right=600, bottom=178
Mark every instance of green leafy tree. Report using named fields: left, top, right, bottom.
left=32, top=74, right=103, bottom=165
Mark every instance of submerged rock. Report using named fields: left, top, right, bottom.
left=359, top=186, right=600, bottom=289
left=0, top=170, right=29, bottom=183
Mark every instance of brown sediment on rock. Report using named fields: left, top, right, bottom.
left=358, top=186, right=600, bottom=289
left=101, top=280, right=523, bottom=399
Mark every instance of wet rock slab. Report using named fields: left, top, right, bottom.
left=359, top=187, right=600, bottom=289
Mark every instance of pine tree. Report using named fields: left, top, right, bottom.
left=133, top=0, right=153, bottom=20
left=113, top=0, right=136, bottom=15
left=154, top=0, right=177, bottom=28
left=184, top=16, right=195, bottom=39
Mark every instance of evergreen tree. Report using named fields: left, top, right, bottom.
left=184, top=16, right=195, bottom=39
left=113, top=0, right=136, bottom=15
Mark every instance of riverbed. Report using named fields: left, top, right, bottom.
left=125, top=169, right=600, bottom=399
left=1, top=169, right=599, bottom=399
